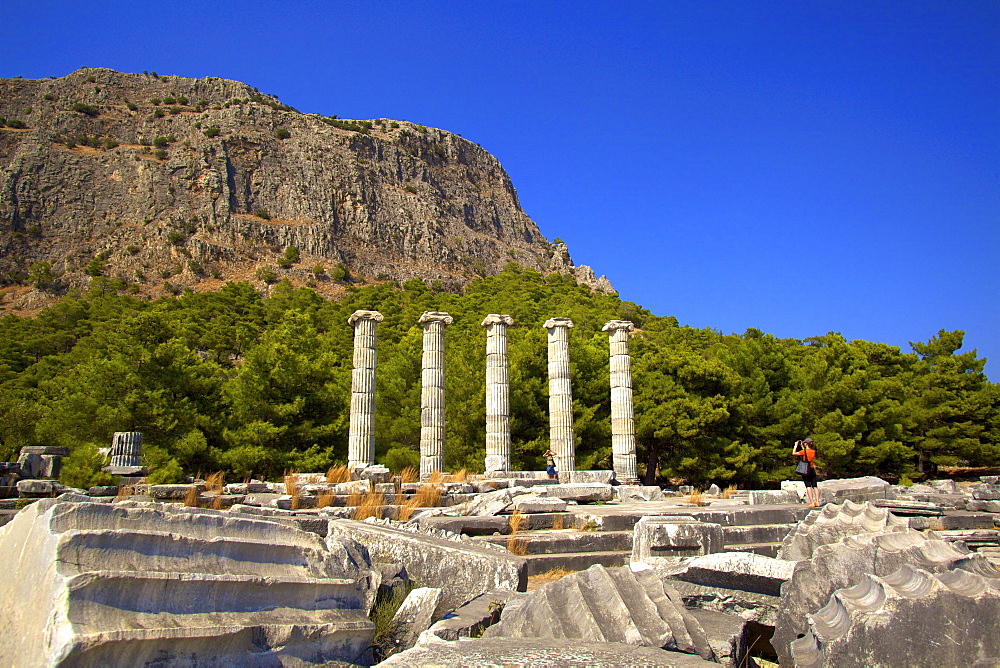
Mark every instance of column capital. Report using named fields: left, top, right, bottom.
left=543, top=317, right=574, bottom=330
left=481, top=314, right=514, bottom=327
left=348, top=310, right=384, bottom=326
left=418, top=311, right=453, bottom=326
left=602, top=320, right=635, bottom=333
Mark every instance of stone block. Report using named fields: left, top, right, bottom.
left=790, top=566, right=1000, bottom=668
left=974, top=486, right=1000, bottom=500
left=358, top=464, right=391, bottom=484
left=536, top=482, right=614, bottom=503
left=511, top=496, right=567, bottom=513
left=240, top=493, right=287, bottom=507
left=388, top=587, right=443, bottom=652
left=778, top=501, right=908, bottom=562
left=428, top=589, right=514, bottom=640
left=748, top=490, right=799, bottom=505
left=327, top=518, right=527, bottom=617
left=981, top=476, right=1000, bottom=485
left=0, top=500, right=376, bottom=666
left=672, top=552, right=796, bottom=597
left=378, top=637, right=708, bottom=667
left=87, top=486, right=119, bottom=497
left=420, top=486, right=532, bottom=518
left=615, top=485, right=664, bottom=502
left=413, top=515, right=511, bottom=536
left=772, top=528, right=989, bottom=666
left=928, top=479, right=958, bottom=493
left=147, top=484, right=204, bottom=500
left=632, top=517, right=724, bottom=564
left=557, top=470, right=615, bottom=484
left=817, top=476, right=889, bottom=503
left=16, top=479, right=67, bottom=497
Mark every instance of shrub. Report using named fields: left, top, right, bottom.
left=188, top=260, right=203, bottom=276
left=255, top=266, right=277, bottom=283
left=153, top=108, right=165, bottom=118
left=6, top=119, right=26, bottom=129
left=150, top=98, right=161, bottom=105
left=71, top=102, right=99, bottom=117
left=163, top=96, right=176, bottom=105
left=311, top=264, right=326, bottom=278
left=169, top=106, right=183, bottom=115
left=276, top=245, right=299, bottom=268
left=83, top=256, right=106, bottom=277
left=59, top=443, right=114, bottom=489
left=403, top=185, right=417, bottom=194
left=255, top=208, right=271, bottom=220
left=167, top=231, right=187, bottom=245
left=203, top=126, right=221, bottom=138
left=330, top=263, right=349, bottom=282
left=43, top=93, right=55, bottom=101
left=126, top=102, right=138, bottom=111
left=274, top=128, right=291, bottom=140
left=153, top=136, right=169, bottom=148
left=154, top=149, right=167, bottom=160
left=29, top=261, right=56, bottom=289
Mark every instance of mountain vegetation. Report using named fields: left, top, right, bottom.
left=0, top=265, right=995, bottom=489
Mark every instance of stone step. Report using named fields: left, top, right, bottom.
left=571, top=505, right=811, bottom=532
left=522, top=550, right=631, bottom=576
left=61, top=619, right=374, bottom=666
left=720, top=523, right=795, bottom=545
left=65, top=571, right=366, bottom=627
left=722, top=542, right=782, bottom=558
left=473, top=529, right=633, bottom=554
left=56, top=530, right=343, bottom=578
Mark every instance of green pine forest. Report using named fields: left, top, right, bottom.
left=0, top=264, right=996, bottom=490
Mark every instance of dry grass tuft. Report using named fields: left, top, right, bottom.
left=685, top=489, right=705, bottom=506
left=316, top=490, right=335, bottom=509
left=506, top=509, right=530, bottom=555
left=115, top=485, right=135, bottom=503
left=450, top=469, right=468, bottom=483
left=427, top=470, right=445, bottom=484
left=397, top=497, right=422, bottom=521
left=527, top=567, right=574, bottom=591
left=284, top=470, right=302, bottom=510
left=398, top=467, right=418, bottom=484
left=326, top=464, right=351, bottom=484
left=183, top=485, right=200, bottom=507
left=413, top=482, right=442, bottom=508
left=205, top=471, right=225, bottom=494
left=353, top=489, right=385, bottom=521
left=211, top=495, right=224, bottom=510
left=721, top=484, right=738, bottom=499
left=551, top=514, right=565, bottom=530
left=347, top=489, right=362, bottom=509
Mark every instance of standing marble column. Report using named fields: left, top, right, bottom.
left=348, top=310, right=383, bottom=469
left=109, top=432, right=143, bottom=468
left=603, top=320, right=639, bottom=483
left=544, top=317, right=575, bottom=472
left=419, top=311, right=453, bottom=478
left=482, top=314, right=514, bottom=472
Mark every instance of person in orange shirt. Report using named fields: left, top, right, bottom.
left=793, top=437, right=821, bottom=507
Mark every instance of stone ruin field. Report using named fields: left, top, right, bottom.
left=2, top=465, right=1000, bottom=666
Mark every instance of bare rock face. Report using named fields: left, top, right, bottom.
left=0, top=499, right=375, bottom=666
left=0, top=68, right=613, bottom=303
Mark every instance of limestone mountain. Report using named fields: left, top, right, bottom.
left=0, top=68, right=612, bottom=309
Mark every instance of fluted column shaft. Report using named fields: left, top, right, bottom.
left=348, top=310, right=383, bottom=469
left=419, top=312, right=453, bottom=478
left=545, top=317, right=575, bottom=472
left=603, top=320, right=638, bottom=483
left=109, top=432, right=143, bottom=467
left=482, top=314, right=514, bottom=472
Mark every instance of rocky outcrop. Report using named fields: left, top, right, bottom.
left=0, top=68, right=613, bottom=305
left=0, top=499, right=376, bottom=666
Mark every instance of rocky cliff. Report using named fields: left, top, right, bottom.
left=0, top=68, right=612, bottom=308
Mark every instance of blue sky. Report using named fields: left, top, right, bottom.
left=3, top=1, right=998, bottom=377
